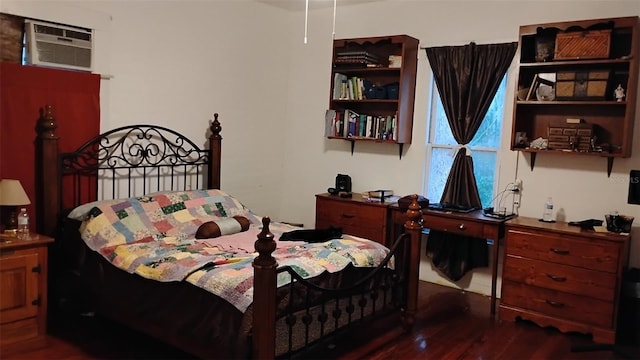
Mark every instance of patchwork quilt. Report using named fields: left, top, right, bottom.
left=79, top=189, right=262, bottom=250
left=77, top=190, right=392, bottom=313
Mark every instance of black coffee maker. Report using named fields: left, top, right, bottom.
left=328, top=174, right=352, bottom=197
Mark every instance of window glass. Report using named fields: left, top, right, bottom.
left=425, top=77, right=507, bottom=208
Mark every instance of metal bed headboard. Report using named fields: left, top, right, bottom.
left=36, top=105, right=222, bottom=235
left=60, top=124, right=210, bottom=204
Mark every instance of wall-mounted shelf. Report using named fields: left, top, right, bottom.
left=510, top=16, right=639, bottom=177
left=327, top=35, right=418, bottom=158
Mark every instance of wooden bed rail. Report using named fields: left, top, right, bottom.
left=36, top=105, right=60, bottom=236
left=35, top=105, right=223, bottom=236
left=208, top=113, right=222, bottom=190
left=402, top=194, right=424, bottom=330
left=251, top=195, right=423, bottom=359
left=253, top=217, right=278, bottom=359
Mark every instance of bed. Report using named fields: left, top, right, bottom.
left=34, top=105, right=423, bottom=359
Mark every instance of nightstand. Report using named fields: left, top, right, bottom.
left=315, top=193, right=390, bottom=246
left=0, top=232, right=54, bottom=354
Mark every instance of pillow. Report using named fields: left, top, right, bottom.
left=68, top=189, right=261, bottom=223
left=195, top=216, right=251, bottom=239
left=67, top=199, right=121, bottom=221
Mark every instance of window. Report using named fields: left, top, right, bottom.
left=424, top=76, right=507, bottom=208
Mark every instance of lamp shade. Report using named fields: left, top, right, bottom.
left=0, top=179, right=31, bottom=206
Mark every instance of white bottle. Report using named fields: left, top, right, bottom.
left=542, top=197, right=554, bottom=222
left=17, top=208, right=29, bottom=233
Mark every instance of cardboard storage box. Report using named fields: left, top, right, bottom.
left=554, top=29, right=611, bottom=60
left=556, top=71, right=610, bottom=100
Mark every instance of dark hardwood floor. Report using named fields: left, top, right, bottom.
left=4, top=281, right=640, bottom=359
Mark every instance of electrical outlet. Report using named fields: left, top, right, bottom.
left=514, top=179, right=522, bottom=192
left=513, top=193, right=521, bottom=207
left=513, top=179, right=522, bottom=207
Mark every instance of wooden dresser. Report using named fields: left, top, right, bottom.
left=499, top=217, right=630, bottom=343
left=315, top=193, right=389, bottom=246
left=0, top=232, right=54, bottom=355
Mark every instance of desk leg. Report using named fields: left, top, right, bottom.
left=491, top=238, right=499, bottom=316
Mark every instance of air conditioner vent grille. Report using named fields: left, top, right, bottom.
left=34, top=24, right=64, bottom=36
left=34, top=41, right=92, bottom=68
left=65, top=29, right=91, bottom=42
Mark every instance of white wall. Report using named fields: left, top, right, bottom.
left=1, top=0, right=293, bottom=219
left=3, top=0, right=639, bottom=296
left=277, top=0, right=640, bottom=294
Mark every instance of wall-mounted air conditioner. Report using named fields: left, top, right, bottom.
left=25, top=20, right=93, bottom=72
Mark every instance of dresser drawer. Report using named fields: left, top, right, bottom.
left=505, top=229, right=620, bottom=273
left=317, top=200, right=386, bottom=226
left=424, top=214, right=484, bottom=238
left=503, top=255, right=616, bottom=301
left=501, top=280, right=613, bottom=328
left=315, top=196, right=387, bottom=244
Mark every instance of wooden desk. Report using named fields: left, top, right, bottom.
left=390, top=205, right=510, bottom=315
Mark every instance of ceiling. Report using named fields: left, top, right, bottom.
left=256, top=0, right=386, bottom=12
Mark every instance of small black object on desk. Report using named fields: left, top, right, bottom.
left=539, top=219, right=556, bottom=223
left=568, top=218, right=603, bottom=230
left=338, top=192, right=352, bottom=198
left=482, top=207, right=516, bottom=220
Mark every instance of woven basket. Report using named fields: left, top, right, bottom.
left=554, top=29, right=611, bottom=60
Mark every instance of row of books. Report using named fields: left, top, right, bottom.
left=334, top=51, right=380, bottom=66
left=333, top=73, right=367, bottom=100
left=325, top=109, right=398, bottom=141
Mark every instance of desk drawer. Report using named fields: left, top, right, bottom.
left=505, top=229, right=619, bottom=273
left=424, top=215, right=484, bottom=238
left=503, top=255, right=616, bottom=301
left=501, top=280, right=613, bottom=328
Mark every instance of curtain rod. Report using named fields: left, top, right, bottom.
left=421, top=41, right=516, bottom=49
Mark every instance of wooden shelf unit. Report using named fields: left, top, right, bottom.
left=510, top=16, right=639, bottom=176
left=328, top=35, right=419, bottom=158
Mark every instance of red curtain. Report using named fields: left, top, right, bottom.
left=0, top=62, right=100, bottom=231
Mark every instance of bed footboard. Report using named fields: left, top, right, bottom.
left=252, top=196, right=423, bottom=359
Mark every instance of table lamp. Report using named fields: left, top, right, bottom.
left=0, top=179, right=31, bottom=233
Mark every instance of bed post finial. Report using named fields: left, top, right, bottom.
left=208, top=113, right=222, bottom=190
left=35, top=104, right=60, bottom=236
left=401, top=194, right=423, bottom=331
left=37, top=104, right=58, bottom=138
left=252, top=216, right=277, bottom=359
left=254, top=217, right=276, bottom=265
left=210, top=113, right=221, bottom=139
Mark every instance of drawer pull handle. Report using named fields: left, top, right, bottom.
left=545, top=300, right=565, bottom=308
left=458, top=224, right=466, bottom=230
left=341, top=214, right=355, bottom=218
left=550, top=248, right=569, bottom=255
left=546, top=274, right=567, bottom=282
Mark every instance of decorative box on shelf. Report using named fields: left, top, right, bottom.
left=556, top=70, right=610, bottom=100
left=554, top=28, right=612, bottom=60
left=547, top=121, right=593, bottom=151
